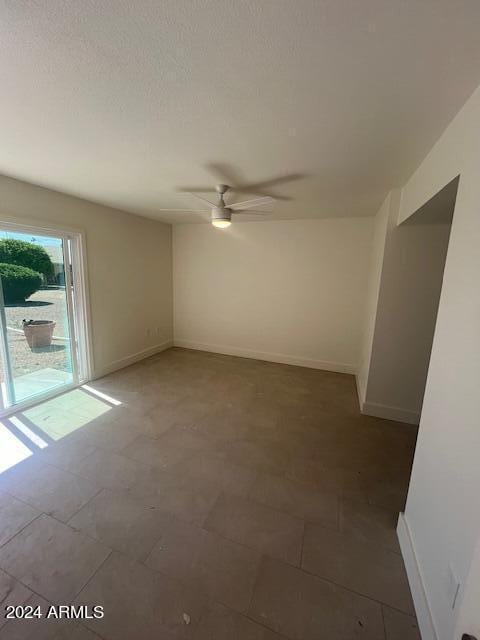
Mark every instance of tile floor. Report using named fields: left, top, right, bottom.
left=0, top=347, right=420, bottom=639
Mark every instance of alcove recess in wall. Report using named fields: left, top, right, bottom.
left=360, top=175, right=459, bottom=425
left=405, top=175, right=459, bottom=226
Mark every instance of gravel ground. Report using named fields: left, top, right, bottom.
left=2, top=288, right=72, bottom=378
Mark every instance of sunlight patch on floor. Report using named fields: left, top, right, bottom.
left=0, top=421, right=33, bottom=473
left=8, top=415, right=49, bottom=449
left=0, top=386, right=121, bottom=474
left=22, top=389, right=113, bottom=440
left=82, top=384, right=123, bottom=406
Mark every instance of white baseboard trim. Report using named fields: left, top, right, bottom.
left=397, top=513, right=438, bottom=640
left=173, top=339, right=356, bottom=374
left=361, top=399, right=420, bottom=425
left=93, top=340, right=173, bottom=379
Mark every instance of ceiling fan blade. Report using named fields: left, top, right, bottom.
left=223, top=170, right=306, bottom=200
left=177, top=186, right=214, bottom=193
left=232, top=189, right=291, bottom=201
left=240, top=173, right=305, bottom=193
left=206, top=162, right=244, bottom=187
left=233, top=210, right=270, bottom=215
left=185, top=192, right=216, bottom=207
left=229, top=196, right=274, bottom=210
left=156, top=208, right=209, bottom=212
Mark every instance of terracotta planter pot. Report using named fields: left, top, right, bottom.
left=22, top=320, right=56, bottom=349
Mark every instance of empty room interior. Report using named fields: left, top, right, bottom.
left=0, top=2, right=479, bottom=640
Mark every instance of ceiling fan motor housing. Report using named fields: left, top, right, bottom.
left=211, top=206, right=232, bottom=223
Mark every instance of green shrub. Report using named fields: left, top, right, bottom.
left=0, top=263, right=43, bottom=304
left=0, top=239, right=54, bottom=278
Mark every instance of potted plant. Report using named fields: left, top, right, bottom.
left=22, top=319, right=56, bottom=349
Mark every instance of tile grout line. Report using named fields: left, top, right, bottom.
left=69, top=548, right=113, bottom=605
left=298, top=561, right=414, bottom=617
left=0, top=565, right=54, bottom=606
left=0, top=511, right=43, bottom=551
left=299, top=519, right=306, bottom=569
left=64, top=485, right=105, bottom=526
left=381, top=603, right=388, bottom=640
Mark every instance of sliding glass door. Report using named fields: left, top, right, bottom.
left=0, top=224, right=88, bottom=412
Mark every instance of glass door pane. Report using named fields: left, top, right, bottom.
left=0, top=229, right=77, bottom=408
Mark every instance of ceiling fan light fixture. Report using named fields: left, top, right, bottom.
left=212, top=218, right=231, bottom=229
left=211, top=206, right=232, bottom=229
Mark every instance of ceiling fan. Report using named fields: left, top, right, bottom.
left=157, top=184, right=275, bottom=229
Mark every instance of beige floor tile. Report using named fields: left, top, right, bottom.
left=249, top=472, right=338, bottom=528
left=221, top=438, right=290, bottom=475
left=0, top=514, right=110, bottom=602
left=105, top=387, right=168, bottom=413
left=204, top=494, right=304, bottom=566
left=72, top=411, right=141, bottom=453
left=141, top=397, right=212, bottom=436
left=383, top=606, right=421, bottom=640
left=168, top=453, right=257, bottom=498
left=121, top=434, right=194, bottom=472
left=0, top=569, right=32, bottom=630
left=366, top=475, right=409, bottom=512
left=194, top=409, right=251, bottom=444
left=146, top=386, right=188, bottom=410
left=249, top=556, right=384, bottom=640
left=74, top=551, right=208, bottom=640
left=0, top=491, right=40, bottom=547
left=72, top=449, right=146, bottom=491
left=129, top=467, right=220, bottom=525
left=36, top=437, right=96, bottom=472
left=194, top=602, right=283, bottom=639
left=286, top=457, right=367, bottom=498
left=142, top=401, right=182, bottom=438
left=162, top=396, right=216, bottom=428
left=146, top=517, right=261, bottom=613
left=69, top=489, right=172, bottom=561
left=51, top=624, right=104, bottom=639
left=154, top=425, right=217, bottom=455
left=302, top=524, right=414, bottom=614
left=340, top=498, right=400, bottom=552
left=0, top=464, right=98, bottom=522
left=235, top=398, right=283, bottom=429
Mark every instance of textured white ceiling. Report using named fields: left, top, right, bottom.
left=2, top=1, right=480, bottom=223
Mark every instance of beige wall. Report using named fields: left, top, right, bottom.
left=391, top=86, right=480, bottom=640
left=173, top=218, right=373, bottom=373
left=0, top=174, right=173, bottom=377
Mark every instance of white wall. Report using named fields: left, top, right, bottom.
left=357, top=193, right=391, bottom=404
left=359, top=191, right=452, bottom=424
left=454, top=536, right=480, bottom=639
left=174, top=218, right=373, bottom=373
left=0, top=174, right=173, bottom=377
left=392, top=86, right=480, bottom=640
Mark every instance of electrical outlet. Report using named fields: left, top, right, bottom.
left=446, top=564, right=461, bottom=609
